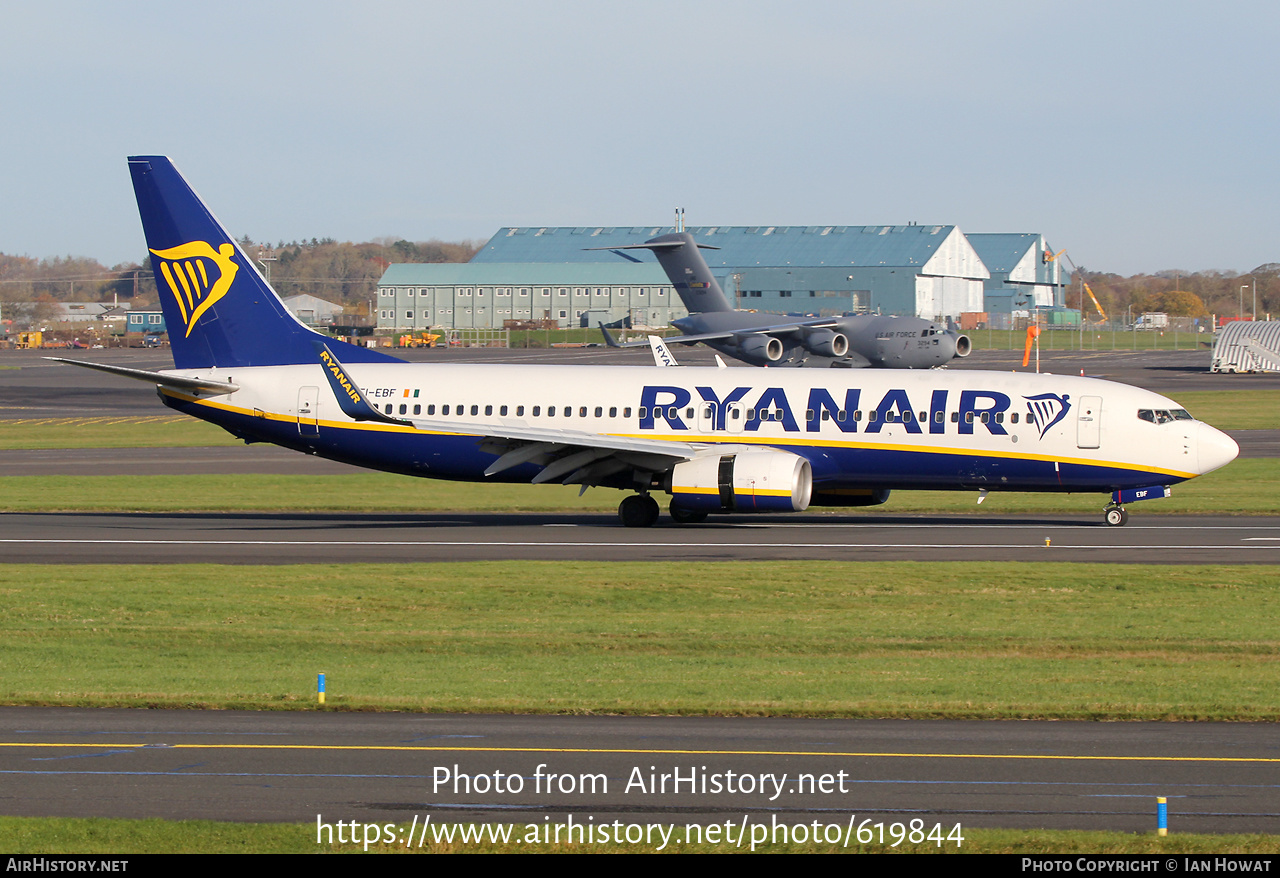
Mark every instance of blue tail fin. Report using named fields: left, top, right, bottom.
left=128, top=156, right=401, bottom=369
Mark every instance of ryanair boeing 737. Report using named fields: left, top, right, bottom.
left=52, top=157, right=1238, bottom=528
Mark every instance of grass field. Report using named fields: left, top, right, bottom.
left=3, top=816, right=1276, bottom=854
left=0, top=456, right=1270, bottom=515
left=2, top=561, right=1276, bottom=719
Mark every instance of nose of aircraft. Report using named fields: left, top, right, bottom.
left=1196, top=422, right=1239, bottom=475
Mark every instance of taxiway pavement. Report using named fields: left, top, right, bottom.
left=3, top=707, right=1276, bottom=835
left=1, top=511, right=1276, bottom=564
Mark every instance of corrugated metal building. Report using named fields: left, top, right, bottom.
left=1211, top=320, right=1280, bottom=372
left=470, top=224, right=989, bottom=321
left=966, top=234, right=1069, bottom=320
left=375, top=263, right=680, bottom=330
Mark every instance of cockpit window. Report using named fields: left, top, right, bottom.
left=1139, top=409, right=1190, bottom=424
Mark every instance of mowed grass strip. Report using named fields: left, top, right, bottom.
left=0, top=457, right=1270, bottom=514
left=3, top=816, right=1277, bottom=854
left=1, top=562, right=1276, bottom=719
left=0, top=416, right=237, bottom=449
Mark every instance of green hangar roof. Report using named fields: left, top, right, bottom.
left=472, top=224, right=977, bottom=271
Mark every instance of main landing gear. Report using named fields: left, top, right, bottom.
left=617, top=494, right=710, bottom=527
left=618, top=494, right=660, bottom=528
left=1104, top=504, right=1129, bottom=527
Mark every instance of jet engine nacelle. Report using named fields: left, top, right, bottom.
left=954, top=334, right=971, bottom=357
left=737, top=334, right=784, bottom=363
left=802, top=328, right=850, bottom=358
left=668, top=449, right=812, bottom=513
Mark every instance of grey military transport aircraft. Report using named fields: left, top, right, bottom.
left=598, top=232, right=971, bottom=369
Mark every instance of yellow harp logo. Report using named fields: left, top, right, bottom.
left=150, top=241, right=239, bottom=337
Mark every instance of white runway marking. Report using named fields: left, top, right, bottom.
left=0, top=538, right=1274, bottom=551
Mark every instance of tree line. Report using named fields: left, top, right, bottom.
left=0, top=237, right=480, bottom=326
left=2, top=242, right=1277, bottom=327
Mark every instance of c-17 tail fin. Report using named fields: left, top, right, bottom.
left=589, top=232, right=734, bottom=314
left=128, top=156, right=401, bottom=370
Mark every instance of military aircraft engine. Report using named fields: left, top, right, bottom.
left=802, top=328, right=849, bottom=358
left=668, top=449, right=812, bottom=514
left=738, top=334, right=784, bottom=363
left=954, top=334, right=972, bottom=357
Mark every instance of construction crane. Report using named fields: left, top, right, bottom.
left=1046, top=250, right=1107, bottom=324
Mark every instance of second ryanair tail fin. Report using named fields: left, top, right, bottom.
left=128, top=156, right=401, bottom=370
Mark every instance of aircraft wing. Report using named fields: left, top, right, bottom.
left=314, top=342, right=700, bottom=487
left=603, top=316, right=846, bottom=349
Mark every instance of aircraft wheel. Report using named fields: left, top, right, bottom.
left=619, top=494, right=660, bottom=528
left=1104, top=506, right=1129, bottom=527
left=669, top=503, right=708, bottom=525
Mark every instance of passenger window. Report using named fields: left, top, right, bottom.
left=746, top=409, right=755, bottom=420
left=442, top=405, right=450, bottom=415
left=564, top=406, right=572, bottom=417
left=667, top=407, right=678, bottom=420
left=934, top=412, right=944, bottom=423
left=548, top=407, right=555, bottom=417
left=485, top=405, right=493, bottom=416
left=384, top=404, right=392, bottom=415
left=1010, top=412, right=1018, bottom=424
left=836, top=410, right=846, bottom=422
left=965, top=412, right=974, bottom=423
left=532, top=406, right=540, bottom=416
left=580, top=406, right=588, bottom=417
left=918, top=412, right=926, bottom=422
left=399, top=404, right=407, bottom=415
left=499, top=405, right=507, bottom=416
left=413, top=405, right=421, bottom=415
left=821, top=410, right=830, bottom=421
left=950, top=412, right=959, bottom=423
left=868, top=411, right=878, bottom=423
left=624, top=407, right=632, bottom=418
left=853, top=410, right=862, bottom=421
left=609, top=407, right=617, bottom=417
left=686, top=407, right=695, bottom=419
left=426, top=404, right=435, bottom=415
left=637, top=407, right=646, bottom=419
left=516, top=406, right=524, bottom=416
left=471, top=405, right=479, bottom=416
left=806, top=409, right=815, bottom=421
left=980, top=412, right=990, bottom=424
left=595, top=406, right=602, bottom=417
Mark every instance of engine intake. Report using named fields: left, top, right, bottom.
left=738, top=334, right=784, bottom=363
left=802, top=328, right=849, bottom=358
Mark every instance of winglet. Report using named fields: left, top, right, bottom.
left=313, top=341, right=411, bottom=425
left=648, top=335, right=679, bottom=367
left=599, top=322, right=622, bottom=348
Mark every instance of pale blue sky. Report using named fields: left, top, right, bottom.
left=2, top=0, right=1275, bottom=275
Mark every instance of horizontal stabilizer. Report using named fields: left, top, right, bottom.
left=47, top=358, right=239, bottom=394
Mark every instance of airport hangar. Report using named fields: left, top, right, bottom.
left=375, top=225, right=1070, bottom=332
